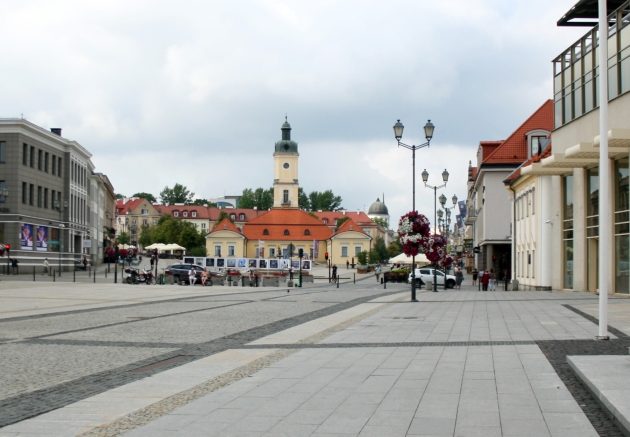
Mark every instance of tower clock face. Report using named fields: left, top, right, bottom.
left=283, top=162, right=290, bottom=169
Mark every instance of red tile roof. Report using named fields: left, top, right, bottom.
left=154, top=204, right=213, bottom=219
left=314, top=211, right=376, bottom=227
left=332, top=218, right=369, bottom=238
left=209, top=218, right=242, bottom=234
left=482, top=100, right=553, bottom=165
left=116, top=198, right=153, bottom=215
left=504, top=142, right=553, bottom=185
left=243, top=208, right=332, bottom=241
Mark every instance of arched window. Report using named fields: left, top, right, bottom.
left=263, top=229, right=270, bottom=236
left=283, top=229, right=290, bottom=236
left=230, top=214, right=236, bottom=221
left=192, top=211, right=197, bottom=218
left=183, top=211, right=188, bottom=217
left=173, top=210, right=179, bottom=217
left=239, top=213, right=245, bottom=221
left=322, top=218, right=328, bottom=224
left=304, top=229, right=311, bottom=236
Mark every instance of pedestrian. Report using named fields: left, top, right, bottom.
left=201, top=270, right=208, bottom=286
left=82, top=255, right=87, bottom=270
left=481, top=270, right=490, bottom=291
left=289, top=266, right=293, bottom=280
left=489, top=269, right=496, bottom=291
left=332, top=264, right=337, bottom=282
left=455, top=268, right=464, bottom=289
left=375, top=264, right=382, bottom=283
left=472, top=268, right=478, bottom=286
left=188, top=267, right=196, bottom=286
left=346, top=260, right=350, bottom=269
left=42, top=258, right=49, bottom=275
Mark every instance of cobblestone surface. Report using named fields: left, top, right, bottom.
left=0, top=286, right=400, bottom=428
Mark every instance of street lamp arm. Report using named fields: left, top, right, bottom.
left=423, top=181, right=447, bottom=190
left=396, top=140, right=431, bottom=151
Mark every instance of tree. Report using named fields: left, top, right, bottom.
left=298, top=188, right=309, bottom=209
left=159, top=183, right=194, bottom=205
left=372, top=217, right=389, bottom=230
left=132, top=192, right=157, bottom=203
left=308, top=190, right=343, bottom=211
left=371, top=237, right=389, bottom=263
left=140, top=215, right=206, bottom=255
left=115, top=193, right=125, bottom=199
left=238, top=187, right=273, bottom=210
left=191, top=198, right=216, bottom=206
left=116, top=231, right=130, bottom=245
left=387, top=239, right=402, bottom=257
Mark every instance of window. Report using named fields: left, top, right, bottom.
left=44, top=152, right=49, bottom=172
left=341, top=246, right=348, bottom=257
left=173, top=211, right=179, bottom=217
left=30, top=146, right=35, bottom=167
left=323, top=218, right=329, bottom=224
left=44, top=188, right=49, bottom=208
left=283, top=229, right=290, bottom=235
left=38, top=149, right=42, bottom=170
left=263, top=229, right=270, bottom=235
left=183, top=211, right=188, bottom=217
left=29, top=184, right=34, bottom=205
left=0, top=142, right=5, bottom=163
left=58, top=157, right=62, bottom=177
left=22, top=182, right=27, bottom=204
left=230, top=214, right=236, bottom=221
left=201, top=223, right=206, bottom=229
left=228, top=245, right=235, bottom=256
left=23, top=143, right=28, bottom=165
left=52, top=155, right=57, bottom=175
left=355, top=246, right=362, bottom=256
left=239, top=213, right=245, bottom=220
left=214, top=245, right=221, bottom=256
left=283, top=190, right=289, bottom=204
left=192, top=211, right=197, bottom=218
left=37, top=186, right=42, bottom=208
left=530, top=136, right=547, bottom=157
left=304, top=229, right=311, bottom=236
left=141, top=208, right=148, bottom=215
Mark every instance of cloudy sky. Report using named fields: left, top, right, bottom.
left=1, top=0, right=585, bottom=227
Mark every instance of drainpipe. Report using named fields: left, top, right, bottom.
left=509, top=185, right=517, bottom=289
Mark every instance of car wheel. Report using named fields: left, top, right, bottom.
left=446, top=279, right=455, bottom=289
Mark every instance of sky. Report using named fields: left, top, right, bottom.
left=0, top=0, right=586, bottom=229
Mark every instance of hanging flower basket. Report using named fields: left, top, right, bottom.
left=398, top=211, right=431, bottom=257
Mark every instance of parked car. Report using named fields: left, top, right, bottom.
left=408, top=268, right=457, bottom=288
left=164, top=263, right=208, bottom=285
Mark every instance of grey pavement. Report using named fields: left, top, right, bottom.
left=1, top=272, right=629, bottom=436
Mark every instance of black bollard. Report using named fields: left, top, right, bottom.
left=73, top=269, right=76, bottom=282
left=336, top=276, right=339, bottom=288
left=94, top=269, right=96, bottom=283
left=114, top=262, right=118, bottom=284
left=353, top=273, right=355, bottom=284
left=53, top=268, right=56, bottom=282
left=33, top=266, right=36, bottom=281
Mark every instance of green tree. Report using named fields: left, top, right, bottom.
left=191, top=198, right=216, bottom=206
left=132, top=192, right=157, bottom=203
left=115, top=193, right=125, bottom=199
left=116, top=231, right=130, bottom=245
left=308, top=190, right=343, bottom=211
left=387, top=239, right=402, bottom=257
left=371, top=237, right=389, bottom=263
left=159, top=183, right=194, bottom=205
left=238, top=187, right=273, bottom=210
left=298, top=188, right=309, bottom=209
left=140, top=215, right=206, bottom=255
left=372, top=217, right=389, bottom=230
left=357, top=251, right=368, bottom=265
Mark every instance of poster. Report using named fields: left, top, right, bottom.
left=36, top=225, right=48, bottom=251
left=20, top=223, right=34, bottom=250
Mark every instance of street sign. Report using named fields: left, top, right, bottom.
left=473, top=246, right=480, bottom=254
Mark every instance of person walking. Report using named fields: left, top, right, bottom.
left=332, top=264, right=337, bottom=282
left=375, top=264, right=382, bottom=283
left=480, top=270, right=490, bottom=291
left=472, top=268, right=478, bottom=286
left=489, top=269, right=496, bottom=291
left=455, top=268, right=464, bottom=289
left=188, top=267, right=196, bottom=286
left=42, top=258, right=49, bottom=275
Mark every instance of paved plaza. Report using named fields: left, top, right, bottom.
left=0, top=271, right=629, bottom=436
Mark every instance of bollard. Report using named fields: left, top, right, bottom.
left=114, top=262, right=118, bottom=284
left=73, top=269, right=76, bottom=282
left=33, top=266, right=36, bottom=281
left=384, top=277, right=387, bottom=289
left=94, top=269, right=96, bottom=283
left=336, top=276, right=339, bottom=288
left=353, top=273, right=355, bottom=284
left=53, top=268, right=56, bottom=282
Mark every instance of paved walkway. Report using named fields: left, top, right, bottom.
left=1, top=280, right=630, bottom=436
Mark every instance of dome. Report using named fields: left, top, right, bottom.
left=274, top=118, right=299, bottom=153
left=368, top=198, right=388, bottom=215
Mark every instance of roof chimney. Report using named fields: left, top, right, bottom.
left=50, top=128, right=62, bottom=136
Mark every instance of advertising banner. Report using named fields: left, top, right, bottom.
left=36, top=225, right=48, bottom=251
left=20, top=223, right=34, bottom=250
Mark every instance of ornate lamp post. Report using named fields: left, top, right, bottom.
left=394, top=119, right=435, bottom=301
left=439, top=194, right=457, bottom=290
left=422, top=168, right=449, bottom=292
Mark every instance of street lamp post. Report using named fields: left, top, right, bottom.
left=53, top=199, right=66, bottom=276
left=394, top=119, right=435, bottom=301
left=0, top=186, right=9, bottom=274
left=422, top=168, right=449, bottom=292
left=439, top=194, right=457, bottom=290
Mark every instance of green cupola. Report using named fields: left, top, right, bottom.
left=274, top=117, right=299, bottom=153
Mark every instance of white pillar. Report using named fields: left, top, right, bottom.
left=541, top=176, right=552, bottom=289
left=597, top=0, right=610, bottom=339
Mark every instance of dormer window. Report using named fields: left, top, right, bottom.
left=283, top=229, right=290, bottom=236
left=183, top=211, right=188, bottom=218
left=239, top=213, right=245, bottom=221
left=323, top=218, right=329, bottom=225
left=192, top=211, right=197, bottom=218
left=173, top=210, right=179, bottom=217
left=263, top=229, right=270, bottom=236
left=230, top=214, right=236, bottom=221
left=304, top=229, right=311, bottom=236
left=526, top=129, right=550, bottom=158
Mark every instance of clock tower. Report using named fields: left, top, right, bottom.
left=273, top=118, right=300, bottom=208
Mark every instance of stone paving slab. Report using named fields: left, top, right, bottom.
left=568, top=355, right=630, bottom=435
